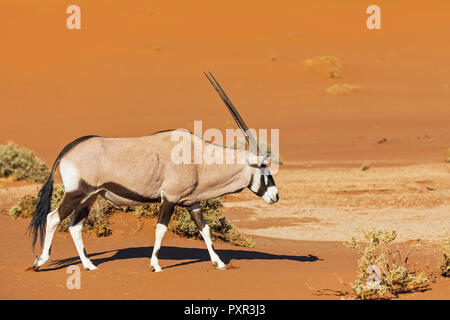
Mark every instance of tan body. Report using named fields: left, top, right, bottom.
left=61, top=130, right=253, bottom=207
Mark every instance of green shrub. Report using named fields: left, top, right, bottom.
left=9, top=195, right=38, bottom=219
left=55, top=191, right=114, bottom=237
left=0, top=142, right=50, bottom=182
left=344, top=229, right=429, bottom=299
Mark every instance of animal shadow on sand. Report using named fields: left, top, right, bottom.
left=42, top=246, right=321, bottom=271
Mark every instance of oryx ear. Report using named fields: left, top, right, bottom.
left=262, top=156, right=271, bottom=166
left=248, top=154, right=266, bottom=167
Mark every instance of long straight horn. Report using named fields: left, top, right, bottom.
left=204, top=72, right=259, bottom=154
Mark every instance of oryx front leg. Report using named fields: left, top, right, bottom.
left=189, top=204, right=226, bottom=270
left=150, top=198, right=175, bottom=272
left=31, top=208, right=60, bottom=271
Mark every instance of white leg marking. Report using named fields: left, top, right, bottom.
left=34, top=208, right=60, bottom=268
left=263, top=186, right=279, bottom=204
left=69, top=220, right=97, bottom=270
left=200, top=224, right=226, bottom=270
left=60, top=159, right=80, bottom=192
left=150, top=223, right=167, bottom=272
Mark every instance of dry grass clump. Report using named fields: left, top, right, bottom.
left=9, top=195, right=38, bottom=219
left=10, top=185, right=254, bottom=247
left=326, top=83, right=359, bottom=96
left=344, top=229, right=429, bottom=300
left=304, top=55, right=342, bottom=78
left=134, top=198, right=255, bottom=248
left=57, top=194, right=114, bottom=237
left=0, top=142, right=50, bottom=182
left=438, top=239, right=450, bottom=277
left=10, top=184, right=114, bottom=237
left=175, top=198, right=255, bottom=248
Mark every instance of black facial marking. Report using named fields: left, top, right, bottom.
left=267, top=174, right=276, bottom=187
left=255, top=174, right=267, bottom=196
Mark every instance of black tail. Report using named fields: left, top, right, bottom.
left=28, top=158, right=60, bottom=251
left=27, top=135, right=99, bottom=251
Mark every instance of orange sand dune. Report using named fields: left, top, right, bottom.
left=1, top=0, right=449, bottom=165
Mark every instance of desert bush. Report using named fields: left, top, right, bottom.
left=326, top=83, right=359, bottom=96
left=10, top=184, right=114, bottom=237
left=56, top=193, right=115, bottom=237
left=9, top=195, right=38, bottom=219
left=304, top=55, right=342, bottom=78
left=361, top=161, right=371, bottom=171
left=344, top=229, right=429, bottom=299
left=10, top=185, right=254, bottom=247
left=80, top=196, right=114, bottom=237
left=134, top=197, right=255, bottom=248
left=0, top=142, right=50, bottom=182
left=438, top=239, right=450, bottom=277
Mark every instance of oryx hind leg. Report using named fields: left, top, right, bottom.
left=189, top=204, right=226, bottom=270
left=31, top=208, right=60, bottom=270
left=68, top=195, right=97, bottom=270
left=150, top=197, right=176, bottom=272
left=31, top=194, right=84, bottom=271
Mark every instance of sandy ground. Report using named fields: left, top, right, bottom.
left=224, top=163, right=450, bottom=242
left=0, top=206, right=449, bottom=300
left=1, top=0, right=449, bottom=300
left=0, top=166, right=448, bottom=300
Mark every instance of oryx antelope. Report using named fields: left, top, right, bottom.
left=28, top=72, right=279, bottom=272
